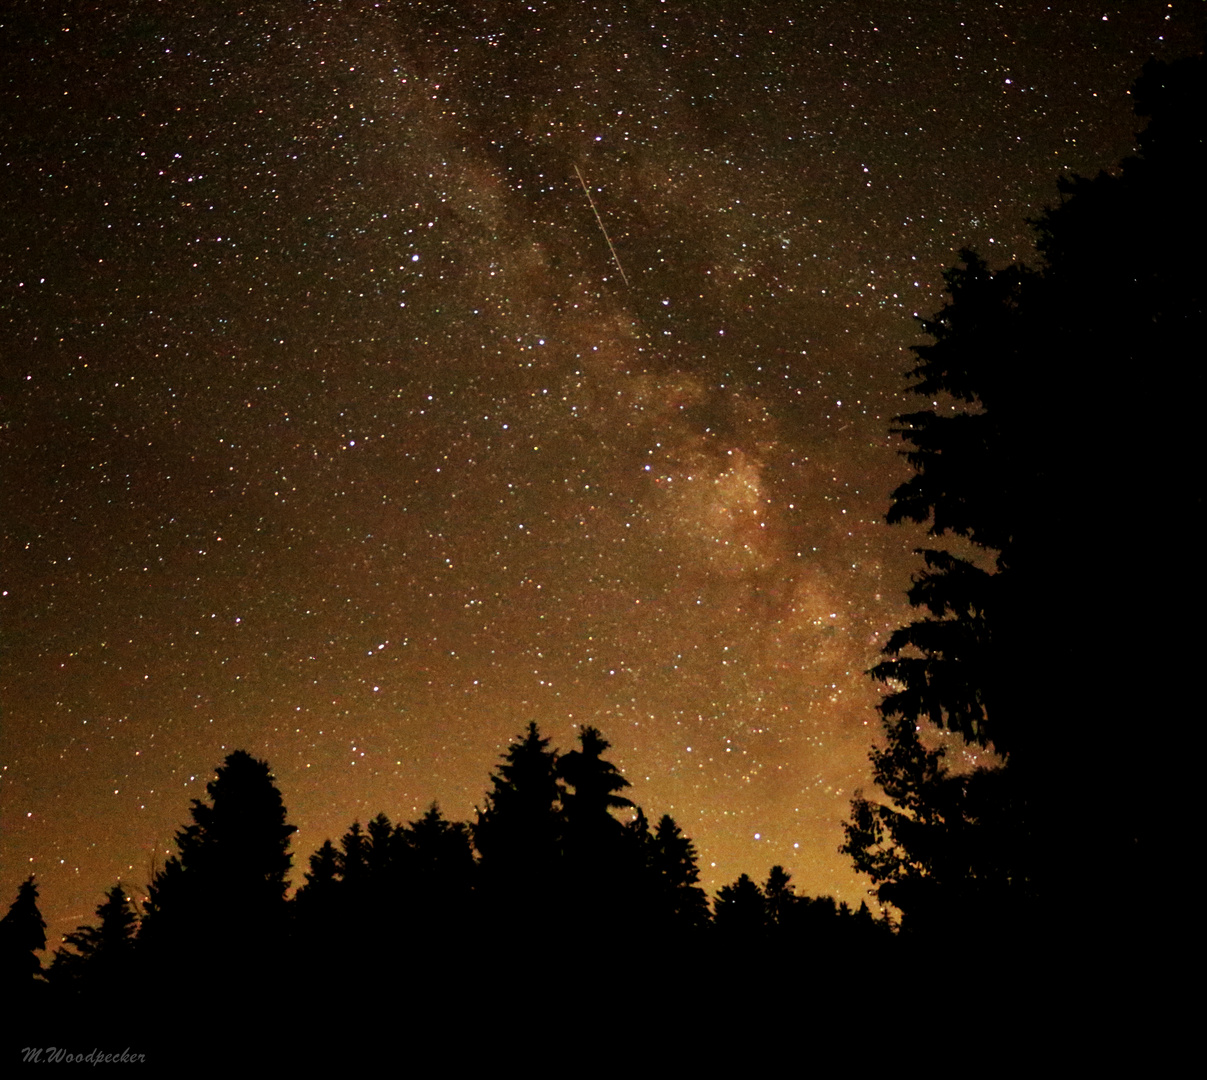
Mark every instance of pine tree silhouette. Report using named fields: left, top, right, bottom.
left=650, top=814, right=710, bottom=932
left=50, top=883, right=139, bottom=994
left=140, top=750, right=296, bottom=990
left=714, top=873, right=766, bottom=937
left=0, top=876, right=46, bottom=992
left=557, top=726, right=635, bottom=930
left=847, top=51, right=1204, bottom=951
left=473, top=722, right=565, bottom=933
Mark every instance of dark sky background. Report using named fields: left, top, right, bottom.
left=3, top=1, right=1201, bottom=946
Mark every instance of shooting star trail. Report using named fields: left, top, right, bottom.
left=575, top=164, right=629, bottom=288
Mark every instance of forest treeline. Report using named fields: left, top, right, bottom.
left=3, top=726, right=889, bottom=1032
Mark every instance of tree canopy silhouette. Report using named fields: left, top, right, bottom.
left=0, top=876, right=46, bottom=992
left=21, top=725, right=895, bottom=1044
left=50, top=883, right=139, bottom=996
left=557, top=725, right=634, bottom=836
left=472, top=721, right=565, bottom=927
left=846, top=50, right=1204, bottom=943
left=644, top=813, right=710, bottom=932
left=140, top=750, right=296, bottom=972
left=713, top=873, right=767, bottom=937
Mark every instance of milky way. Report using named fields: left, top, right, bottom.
left=3, top=1, right=1201, bottom=943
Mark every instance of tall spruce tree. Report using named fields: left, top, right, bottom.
left=553, top=726, right=637, bottom=942
left=557, top=726, right=634, bottom=834
left=294, top=839, right=341, bottom=932
left=403, top=804, right=476, bottom=904
left=845, top=52, right=1203, bottom=943
left=557, top=726, right=634, bottom=891
left=650, top=814, right=710, bottom=931
left=141, top=751, right=296, bottom=973
left=713, top=873, right=766, bottom=937
left=0, top=876, right=46, bottom=991
left=473, top=722, right=565, bottom=929
left=50, top=883, right=139, bottom=992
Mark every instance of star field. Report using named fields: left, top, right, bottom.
left=2, top=1, right=1201, bottom=943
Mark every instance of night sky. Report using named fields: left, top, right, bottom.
left=4, top=1, right=1201, bottom=946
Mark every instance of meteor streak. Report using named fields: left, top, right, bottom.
left=574, top=164, right=629, bottom=287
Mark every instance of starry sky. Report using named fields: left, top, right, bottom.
left=3, top=1, right=1202, bottom=944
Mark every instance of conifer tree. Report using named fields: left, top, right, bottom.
left=0, top=876, right=46, bottom=990
left=404, top=804, right=475, bottom=896
left=365, top=813, right=391, bottom=870
left=713, top=873, right=766, bottom=937
left=50, top=883, right=139, bottom=991
left=557, top=726, right=634, bottom=905
left=763, top=866, right=795, bottom=929
left=337, top=821, right=370, bottom=895
left=557, top=726, right=634, bottom=829
left=293, top=839, right=342, bottom=937
left=141, top=751, right=296, bottom=969
left=651, top=815, right=710, bottom=931
left=301, top=839, right=341, bottom=899
left=846, top=52, right=1204, bottom=943
left=473, top=722, right=564, bottom=884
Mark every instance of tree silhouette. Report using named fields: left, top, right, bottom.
left=872, top=248, right=1036, bottom=758
left=1023, top=55, right=1202, bottom=924
left=292, top=801, right=478, bottom=990
left=403, top=804, right=476, bottom=904
left=846, top=239, right=1054, bottom=937
left=842, top=717, right=1027, bottom=938
left=557, top=726, right=634, bottom=827
left=713, top=873, right=766, bottom=938
left=294, top=838, right=341, bottom=931
left=763, top=865, right=795, bottom=929
left=0, top=876, right=46, bottom=991
left=141, top=750, right=296, bottom=976
left=391, top=805, right=477, bottom=971
left=648, top=814, right=710, bottom=932
left=12, top=726, right=903, bottom=1034
left=336, top=820, right=371, bottom=900
left=557, top=725, right=635, bottom=924
left=848, top=51, right=1204, bottom=945
left=50, top=883, right=139, bottom=993
left=473, top=722, right=565, bottom=929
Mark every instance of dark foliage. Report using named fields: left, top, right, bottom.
left=0, top=876, right=46, bottom=990
left=292, top=802, right=477, bottom=977
left=558, top=725, right=635, bottom=840
left=472, top=720, right=566, bottom=932
left=842, top=718, right=1030, bottom=938
left=50, top=883, right=139, bottom=994
left=139, top=750, right=296, bottom=981
left=23, top=726, right=898, bottom=1060
left=649, top=813, right=712, bottom=931
left=714, top=873, right=767, bottom=936
left=557, top=725, right=636, bottom=932
left=846, top=51, right=1204, bottom=945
